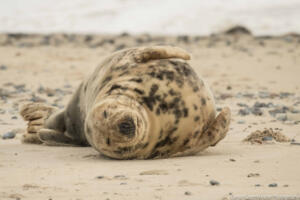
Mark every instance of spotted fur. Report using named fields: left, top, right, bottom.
left=20, top=46, right=231, bottom=159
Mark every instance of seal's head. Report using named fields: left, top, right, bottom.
left=85, top=95, right=150, bottom=159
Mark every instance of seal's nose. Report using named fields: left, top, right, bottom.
left=118, top=117, right=136, bottom=138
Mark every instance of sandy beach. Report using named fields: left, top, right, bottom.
left=0, top=30, right=300, bottom=200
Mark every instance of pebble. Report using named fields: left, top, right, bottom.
left=268, top=183, right=278, bottom=187
left=258, top=91, right=271, bottom=98
left=237, top=120, right=246, bottom=124
left=253, top=102, right=273, bottom=108
left=184, top=191, right=192, bottom=196
left=209, top=180, right=220, bottom=186
left=238, top=108, right=250, bottom=116
left=250, top=107, right=263, bottom=116
left=2, top=131, right=16, bottom=139
left=247, top=173, right=260, bottom=178
left=290, top=142, right=300, bottom=146
left=262, top=136, right=273, bottom=141
left=237, top=103, right=248, bottom=107
left=96, top=176, right=104, bottom=179
left=229, top=158, right=236, bottom=162
left=276, top=113, right=287, bottom=121
left=280, top=92, right=294, bottom=98
left=255, top=184, right=261, bottom=187
left=269, top=106, right=289, bottom=117
left=0, top=65, right=7, bottom=70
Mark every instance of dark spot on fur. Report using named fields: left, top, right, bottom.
left=119, top=70, right=130, bottom=76
left=167, top=127, right=178, bottom=136
left=107, top=84, right=127, bottom=94
left=193, top=86, right=199, bottom=92
left=156, top=108, right=160, bottom=115
left=207, top=131, right=212, bottom=137
left=154, top=136, right=171, bottom=149
left=142, top=142, right=149, bottom=149
left=118, top=117, right=135, bottom=138
left=168, top=89, right=176, bottom=96
left=129, top=78, right=143, bottom=83
left=114, top=63, right=129, bottom=71
left=133, top=88, right=145, bottom=95
left=201, top=98, right=206, bottom=106
left=194, top=116, right=200, bottom=121
left=142, top=96, right=156, bottom=111
left=159, top=102, right=168, bottom=113
left=103, top=110, right=107, bottom=118
left=193, top=104, right=198, bottom=110
left=148, top=151, right=160, bottom=159
left=183, top=108, right=189, bottom=117
left=106, top=138, right=110, bottom=146
left=183, top=138, right=190, bottom=146
left=101, top=76, right=112, bottom=85
left=150, top=84, right=159, bottom=96
left=159, top=129, right=163, bottom=139
left=193, top=130, right=201, bottom=138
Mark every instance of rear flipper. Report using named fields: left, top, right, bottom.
left=133, top=46, right=191, bottom=63
left=173, top=107, right=231, bottom=157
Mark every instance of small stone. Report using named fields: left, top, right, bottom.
left=237, top=103, right=248, bottom=107
left=283, top=184, right=289, bottom=187
left=0, top=65, right=7, bottom=70
left=255, top=184, right=261, bottom=187
left=237, top=120, right=246, bottom=124
left=269, top=106, right=289, bottom=117
left=268, top=183, right=278, bottom=187
left=226, top=86, right=232, bottom=90
left=276, top=113, right=287, bottom=121
left=247, top=173, right=260, bottom=178
left=184, top=191, right=192, bottom=195
left=229, top=158, right=236, bottom=162
left=258, top=91, right=270, bottom=98
left=14, top=84, right=26, bottom=93
left=209, top=180, right=220, bottom=186
left=11, top=116, right=18, bottom=120
left=250, top=107, right=263, bottom=116
left=120, top=182, right=127, bottom=185
left=280, top=92, right=294, bottom=98
left=238, top=108, right=250, bottom=116
left=2, top=131, right=16, bottom=139
left=262, top=136, right=273, bottom=141
left=96, top=176, right=104, bottom=179
left=290, top=142, right=300, bottom=146
left=254, top=102, right=273, bottom=108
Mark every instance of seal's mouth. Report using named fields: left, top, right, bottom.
left=118, top=117, right=136, bottom=138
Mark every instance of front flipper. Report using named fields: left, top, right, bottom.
left=20, top=103, right=58, bottom=144
left=173, top=107, right=231, bottom=157
left=38, top=129, right=79, bottom=146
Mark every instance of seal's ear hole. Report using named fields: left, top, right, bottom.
left=118, top=117, right=135, bottom=138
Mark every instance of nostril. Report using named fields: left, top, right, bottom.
left=118, top=117, right=135, bottom=138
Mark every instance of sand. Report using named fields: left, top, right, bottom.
left=0, top=30, right=300, bottom=200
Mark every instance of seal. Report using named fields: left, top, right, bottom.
left=20, top=46, right=231, bottom=159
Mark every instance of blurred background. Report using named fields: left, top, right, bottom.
left=1, top=0, right=300, bottom=35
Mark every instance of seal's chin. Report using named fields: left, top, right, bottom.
left=84, top=95, right=150, bottom=159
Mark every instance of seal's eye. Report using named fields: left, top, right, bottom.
left=118, top=117, right=135, bottom=138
